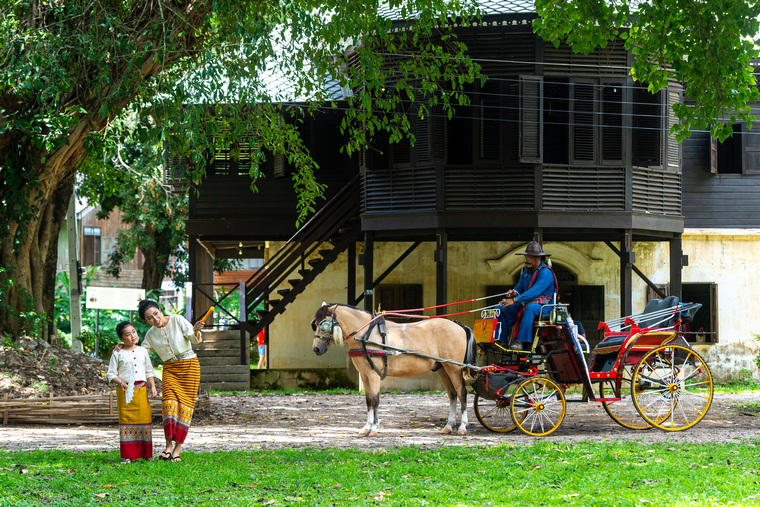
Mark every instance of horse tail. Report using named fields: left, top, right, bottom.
left=452, top=321, right=476, bottom=366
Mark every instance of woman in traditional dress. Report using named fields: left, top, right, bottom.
left=107, top=321, right=157, bottom=464
left=138, top=299, right=204, bottom=463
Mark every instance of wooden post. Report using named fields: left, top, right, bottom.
left=363, top=231, right=374, bottom=312
left=435, top=229, right=447, bottom=316
left=2, top=393, right=7, bottom=426
left=620, top=230, right=633, bottom=317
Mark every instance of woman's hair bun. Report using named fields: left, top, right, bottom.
left=138, top=299, right=160, bottom=320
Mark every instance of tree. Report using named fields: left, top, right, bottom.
left=78, top=122, right=241, bottom=291
left=534, top=0, right=760, bottom=141
left=0, top=0, right=480, bottom=339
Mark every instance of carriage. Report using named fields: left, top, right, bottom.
left=469, top=296, right=714, bottom=436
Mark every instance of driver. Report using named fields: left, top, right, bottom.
left=494, top=241, right=556, bottom=351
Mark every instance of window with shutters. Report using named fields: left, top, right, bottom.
left=376, top=284, right=423, bottom=323
left=543, top=78, right=569, bottom=164
left=632, top=87, right=662, bottom=167
left=664, top=89, right=682, bottom=171
left=477, top=80, right=502, bottom=163
left=570, top=79, right=595, bottom=164
left=601, top=83, right=623, bottom=164
left=714, top=123, right=743, bottom=174
left=520, top=75, right=542, bottom=163
left=447, top=83, right=474, bottom=165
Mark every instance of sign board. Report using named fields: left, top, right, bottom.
left=85, top=287, right=145, bottom=311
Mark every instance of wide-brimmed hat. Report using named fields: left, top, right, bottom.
left=516, top=240, right=550, bottom=257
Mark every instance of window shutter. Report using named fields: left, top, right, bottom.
left=632, top=88, right=662, bottom=167
left=571, top=80, right=595, bottom=163
left=710, top=136, right=718, bottom=174
left=665, top=89, right=681, bottom=170
left=478, top=80, right=502, bottom=162
left=273, top=152, right=285, bottom=177
left=519, top=75, right=542, bottom=163
left=743, top=123, right=760, bottom=174
left=415, top=114, right=430, bottom=164
left=431, top=104, right=445, bottom=160
left=601, top=82, right=623, bottom=163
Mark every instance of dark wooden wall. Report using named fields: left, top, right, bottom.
left=682, top=130, right=760, bottom=228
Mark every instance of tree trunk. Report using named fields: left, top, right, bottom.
left=140, top=245, right=165, bottom=292
left=0, top=177, right=74, bottom=341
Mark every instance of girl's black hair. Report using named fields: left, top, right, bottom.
left=138, top=299, right=160, bottom=320
left=115, top=321, right=134, bottom=338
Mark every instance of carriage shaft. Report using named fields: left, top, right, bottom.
left=355, top=338, right=481, bottom=371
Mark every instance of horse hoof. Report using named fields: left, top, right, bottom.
left=457, top=429, right=467, bottom=436
left=440, top=427, right=452, bottom=434
left=368, top=430, right=377, bottom=437
left=359, top=429, right=369, bottom=436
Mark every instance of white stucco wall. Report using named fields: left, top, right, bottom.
left=267, top=232, right=760, bottom=388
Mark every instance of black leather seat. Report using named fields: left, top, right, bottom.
left=640, top=295, right=680, bottom=328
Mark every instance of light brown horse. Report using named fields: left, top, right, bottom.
left=311, top=303, right=472, bottom=437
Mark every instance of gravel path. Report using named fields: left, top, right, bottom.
left=1, top=392, right=758, bottom=452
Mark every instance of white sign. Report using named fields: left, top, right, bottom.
left=85, top=287, right=146, bottom=311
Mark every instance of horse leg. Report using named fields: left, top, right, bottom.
left=362, top=373, right=381, bottom=437
left=442, top=365, right=469, bottom=435
left=435, top=369, right=458, bottom=435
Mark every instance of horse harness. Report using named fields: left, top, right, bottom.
left=314, top=310, right=394, bottom=380
left=347, top=315, right=392, bottom=380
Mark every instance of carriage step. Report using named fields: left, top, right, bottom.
left=318, top=249, right=333, bottom=257
left=298, top=269, right=311, bottom=277
left=277, top=288, right=291, bottom=296
left=308, top=258, right=322, bottom=267
left=288, top=279, right=301, bottom=287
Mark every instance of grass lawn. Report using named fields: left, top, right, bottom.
left=1, top=442, right=759, bottom=506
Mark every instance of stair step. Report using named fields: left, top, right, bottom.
left=277, top=288, right=291, bottom=296
left=195, top=349, right=243, bottom=358
left=195, top=339, right=241, bottom=350
left=318, top=249, right=333, bottom=257
left=201, top=365, right=250, bottom=375
left=197, top=357, right=248, bottom=366
left=201, top=373, right=251, bottom=383
left=268, top=299, right=281, bottom=306
left=200, top=382, right=250, bottom=392
left=298, top=269, right=311, bottom=277
left=287, top=279, right=301, bottom=288
left=308, top=258, right=322, bottom=267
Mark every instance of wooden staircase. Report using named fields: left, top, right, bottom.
left=242, top=175, right=361, bottom=337
left=195, top=331, right=250, bottom=391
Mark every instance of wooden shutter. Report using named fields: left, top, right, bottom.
left=273, top=153, right=285, bottom=177
left=743, top=123, right=760, bottom=174
left=601, top=82, right=623, bottom=164
left=415, top=114, right=430, bottom=164
left=431, top=103, right=445, bottom=160
left=519, top=75, right=542, bottom=163
left=665, top=89, right=681, bottom=170
left=571, top=79, right=595, bottom=163
left=710, top=135, right=718, bottom=174
left=392, top=114, right=412, bottom=166
left=478, top=80, right=502, bottom=162
left=632, top=88, right=662, bottom=167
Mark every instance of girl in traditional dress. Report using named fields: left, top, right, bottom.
left=107, top=321, right=157, bottom=464
left=138, top=299, right=204, bottom=463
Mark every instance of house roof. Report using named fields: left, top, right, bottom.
left=377, top=0, right=536, bottom=19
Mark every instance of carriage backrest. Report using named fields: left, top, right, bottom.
left=639, top=295, right=680, bottom=329
left=538, top=327, right=587, bottom=385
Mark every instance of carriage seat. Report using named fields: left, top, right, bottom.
left=639, top=295, right=680, bottom=328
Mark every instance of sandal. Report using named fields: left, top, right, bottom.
left=170, top=456, right=182, bottom=463
left=120, top=459, right=131, bottom=464
left=158, top=451, right=171, bottom=461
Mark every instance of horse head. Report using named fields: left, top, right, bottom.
left=311, top=302, right=344, bottom=355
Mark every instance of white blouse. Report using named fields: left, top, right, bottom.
left=107, top=346, right=155, bottom=384
left=141, top=314, right=201, bottom=363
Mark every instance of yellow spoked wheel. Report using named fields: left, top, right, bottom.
left=473, top=395, right=524, bottom=433
left=631, top=344, right=714, bottom=431
left=510, top=378, right=566, bottom=436
left=599, top=364, right=652, bottom=430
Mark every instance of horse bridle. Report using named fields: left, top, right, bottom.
left=312, top=309, right=339, bottom=344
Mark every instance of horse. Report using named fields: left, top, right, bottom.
left=311, top=303, right=474, bottom=437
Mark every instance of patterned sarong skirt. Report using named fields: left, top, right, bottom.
left=161, top=357, right=200, bottom=444
left=117, top=381, right=153, bottom=460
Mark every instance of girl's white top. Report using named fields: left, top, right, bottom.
left=142, top=314, right=200, bottom=363
left=107, top=346, right=155, bottom=384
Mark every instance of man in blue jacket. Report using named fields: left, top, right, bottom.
left=494, top=241, right=557, bottom=351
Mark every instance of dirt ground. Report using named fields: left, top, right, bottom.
left=1, top=392, right=758, bottom=452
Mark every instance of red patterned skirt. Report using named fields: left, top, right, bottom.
left=161, top=357, right=200, bottom=444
